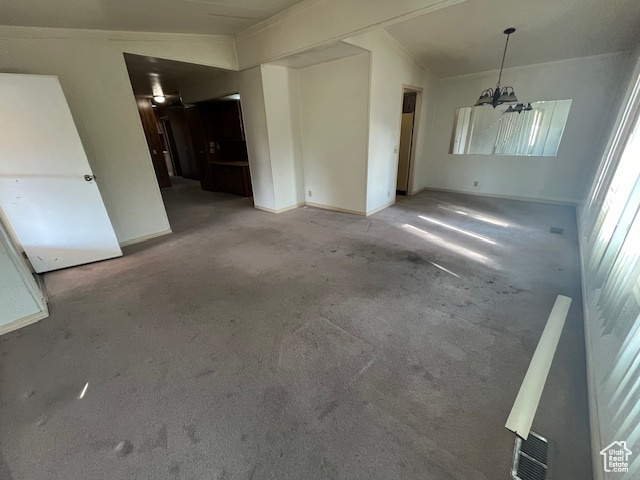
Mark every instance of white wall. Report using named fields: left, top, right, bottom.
left=180, top=71, right=239, bottom=104
left=238, top=67, right=277, bottom=211
left=2, top=24, right=627, bottom=246
left=424, top=53, right=630, bottom=204
left=239, top=64, right=307, bottom=214
left=578, top=49, right=640, bottom=480
left=0, top=220, right=47, bottom=334
left=346, top=30, right=438, bottom=214
left=241, top=54, right=370, bottom=215
left=241, top=30, right=438, bottom=217
left=580, top=50, right=640, bottom=206
left=0, top=26, right=237, bottom=245
left=261, top=65, right=306, bottom=210
left=298, top=53, right=371, bottom=214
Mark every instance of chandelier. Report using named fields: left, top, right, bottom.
left=505, top=103, right=532, bottom=114
left=474, top=28, right=518, bottom=108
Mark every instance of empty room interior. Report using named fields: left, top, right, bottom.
left=1, top=1, right=640, bottom=479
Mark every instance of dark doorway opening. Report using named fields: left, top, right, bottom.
left=397, top=90, right=418, bottom=196
left=193, top=96, right=251, bottom=197
left=123, top=53, right=253, bottom=200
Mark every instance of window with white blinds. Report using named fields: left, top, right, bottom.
left=581, top=57, right=640, bottom=480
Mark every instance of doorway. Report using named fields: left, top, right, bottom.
left=123, top=54, right=253, bottom=201
left=194, top=96, right=251, bottom=196
left=396, top=90, right=419, bottom=196
left=159, top=117, right=181, bottom=177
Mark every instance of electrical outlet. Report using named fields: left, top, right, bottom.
left=387, top=190, right=391, bottom=197
left=308, top=190, right=312, bottom=197
left=473, top=181, right=479, bottom=187
left=394, top=146, right=398, bottom=153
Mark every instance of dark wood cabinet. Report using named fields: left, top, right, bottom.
left=194, top=99, right=251, bottom=196
left=144, top=96, right=252, bottom=197
left=210, top=162, right=252, bottom=196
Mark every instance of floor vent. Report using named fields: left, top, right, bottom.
left=511, top=432, right=549, bottom=480
left=549, top=227, right=564, bottom=235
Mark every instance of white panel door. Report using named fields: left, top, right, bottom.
left=0, top=74, right=122, bottom=273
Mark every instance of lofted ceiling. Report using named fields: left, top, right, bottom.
left=0, top=0, right=303, bottom=35
left=124, top=53, right=229, bottom=97
left=385, top=0, right=640, bottom=78
left=270, top=42, right=368, bottom=69
left=3, top=0, right=639, bottom=77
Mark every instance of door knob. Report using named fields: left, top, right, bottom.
left=84, top=175, right=94, bottom=182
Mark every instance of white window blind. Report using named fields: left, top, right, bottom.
left=582, top=58, right=640, bottom=480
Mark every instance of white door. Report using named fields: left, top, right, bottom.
left=0, top=74, right=122, bottom=273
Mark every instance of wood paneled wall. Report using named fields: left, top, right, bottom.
left=135, top=98, right=171, bottom=188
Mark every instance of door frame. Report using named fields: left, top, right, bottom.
left=136, top=97, right=171, bottom=188
left=160, top=117, right=182, bottom=177
left=396, top=85, right=423, bottom=197
left=0, top=218, right=48, bottom=336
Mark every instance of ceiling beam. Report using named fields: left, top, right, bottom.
left=235, top=0, right=465, bottom=69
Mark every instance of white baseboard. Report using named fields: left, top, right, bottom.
left=254, top=202, right=305, bottom=214
left=366, top=200, right=395, bottom=216
left=305, top=201, right=365, bottom=216
left=421, top=187, right=578, bottom=207
left=253, top=204, right=277, bottom=213
left=256, top=201, right=365, bottom=216
left=256, top=201, right=366, bottom=216
left=277, top=202, right=305, bottom=213
left=0, top=309, right=49, bottom=336
left=119, top=228, right=172, bottom=247
left=257, top=188, right=573, bottom=218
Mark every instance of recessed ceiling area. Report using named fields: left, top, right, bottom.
left=269, top=42, right=368, bottom=69
left=0, top=0, right=304, bottom=35
left=124, top=53, right=230, bottom=97
left=385, top=0, right=640, bottom=78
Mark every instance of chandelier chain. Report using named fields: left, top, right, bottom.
left=497, top=32, right=512, bottom=88
left=474, top=28, right=518, bottom=108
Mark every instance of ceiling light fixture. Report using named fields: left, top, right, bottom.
left=474, top=28, right=518, bottom=108
left=153, top=95, right=166, bottom=104
left=505, top=102, right=533, bottom=114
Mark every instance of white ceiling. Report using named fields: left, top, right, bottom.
left=385, top=0, right=640, bottom=78
left=124, top=53, right=229, bottom=96
left=4, top=0, right=639, bottom=77
left=270, top=42, right=368, bottom=69
left=0, top=0, right=303, bottom=35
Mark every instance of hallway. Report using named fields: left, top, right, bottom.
left=0, top=184, right=591, bottom=479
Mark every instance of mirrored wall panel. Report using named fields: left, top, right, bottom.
left=450, top=100, right=572, bottom=156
